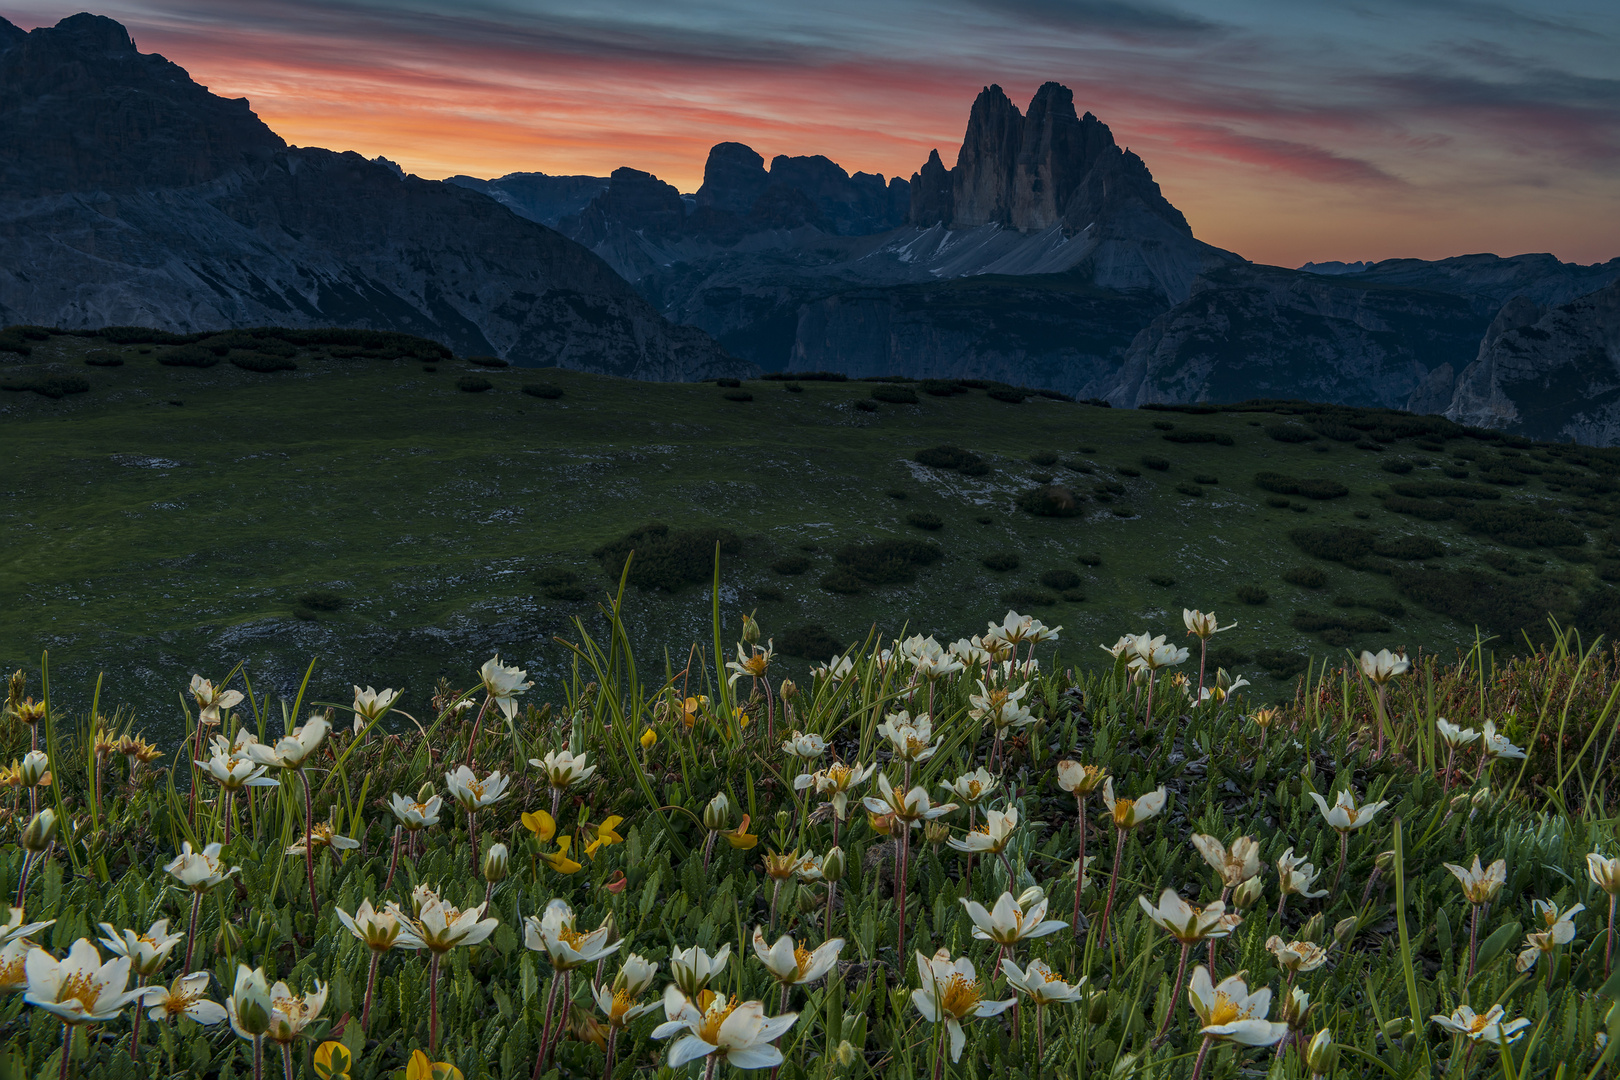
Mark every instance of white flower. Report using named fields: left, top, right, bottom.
left=0, top=939, right=33, bottom=994
left=1187, top=965, right=1288, bottom=1046
left=726, top=642, right=774, bottom=687
left=262, top=979, right=328, bottom=1044
left=939, top=768, right=998, bottom=806
left=443, top=765, right=511, bottom=810
left=947, top=807, right=1018, bottom=855
left=245, top=715, right=329, bottom=770
left=284, top=821, right=361, bottom=856
left=1000, top=958, right=1085, bottom=1006
left=876, top=711, right=942, bottom=763
left=780, top=732, right=827, bottom=760
left=947, top=638, right=992, bottom=668
left=1515, top=901, right=1583, bottom=971
left=1100, top=635, right=1136, bottom=659
left=389, top=792, right=443, bottom=830
left=863, top=772, right=956, bottom=824
left=1183, top=610, right=1235, bottom=638
left=669, top=943, right=730, bottom=998
left=224, top=965, right=274, bottom=1040
left=1196, top=670, right=1250, bottom=706
left=1588, top=851, right=1620, bottom=895
left=1431, top=1004, right=1530, bottom=1044
left=911, top=949, right=1016, bottom=1062
left=1102, top=778, right=1168, bottom=829
left=23, top=939, right=143, bottom=1024
left=0, top=907, right=54, bottom=947
left=1265, top=936, right=1329, bottom=974
left=528, top=750, right=596, bottom=792
left=387, top=888, right=498, bottom=955
left=810, top=655, right=854, bottom=682
left=1358, top=649, right=1410, bottom=684
left=479, top=655, right=532, bottom=720
left=1480, top=719, right=1526, bottom=763
left=1276, top=848, right=1328, bottom=899
left=1055, top=760, right=1108, bottom=796
left=1138, top=889, right=1233, bottom=945
left=143, top=971, right=228, bottom=1025
left=1443, top=855, right=1507, bottom=905
left=165, top=842, right=238, bottom=893
left=799, top=761, right=875, bottom=820
left=613, top=953, right=660, bottom=997
left=960, top=891, right=1068, bottom=945
left=189, top=676, right=243, bottom=725
left=593, top=980, right=660, bottom=1029
left=1307, top=788, right=1390, bottom=833
left=96, top=919, right=184, bottom=978
left=1190, top=835, right=1261, bottom=889
left=195, top=751, right=278, bottom=793
left=352, top=686, right=400, bottom=729
left=652, top=984, right=798, bottom=1069
left=335, top=899, right=411, bottom=952
left=751, top=928, right=844, bottom=985
left=523, top=899, right=617, bottom=970
left=1436, top=718, right=1480, bottom=749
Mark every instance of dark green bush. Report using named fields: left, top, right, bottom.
left=467, top=355, right=509, bottom=368
left=1372, top=535, right=1446, bottom=560
left=1064, top=461, right=1094, bottom=474
left=784, top=383, right=803, bottom=393
left=1394, top=565, right=1571, bottom=638
left=833, top=538, right=943, bottom=585
left=522, top=383, right=564, bottom=399
left=1443, top=467, right=1471, bottom=479
left=1479, top=465, right=1528, bottom=486
left=1456, top=504, right=1585, bottom=548
left=1381, top=459, right=1415, bottom=475
left=777, top=625, right=848, bottom=659
left=1174, top=482, right=1205, bottom=498
left=1, top=373, right=90, bottom=398
left=1254, top=473, right=1349, bottom=499
left=1061, top=588, right=1087, bottom=602
left=231, top=353, right=297, bottom=372
left=1028, top=451, right=1059, bottom=467
left=819, top=570, right=864, bottom=594
left=1235, top=585, right=1269, bottom=605
left=456, top=377, right=493, bottom=393
left=1142, top=456, right=1170, bottom=472
left=762, top=371, right=847, bottom=381
left=920, top=380, right=965, bottom=397
left=723, top=390, right=754, bottom=402
left=1193, top=474, right=1218, bottom=485
left=158, top=345, right=219, bottom=368
left=1163, top=431, right=1234, bottom=446
left=915, top=446, right=985, bottom=472
left=1148, top=574, right=1176, bottom=587
left=1290, top=609, right=1390, bottom=634
left=422, top=365, right=437, bottom=372
left=1118, top=467, right=1142, bottom=478
left=1039, top=569, right=1082, bottom=591
left=1077, top=554, right=1103, bottom=567
left=1283, top=565, right=1329, bottom=588
left=296, top=590, right=345, bottom=612
left=987, top=387, right=1028, bottom=403
left=1111, top=506, right=1136, bottom=518
left=1094, top=481, right=1126, bottom=496
left=886, top=489, right=908, bottom=500
left=1253, top=649, right=1306, bottom=679
left=1266, top=496, right=1292, bottom=509
left=771, top=556, right=812, bottom=576
left=976, top=515, right=995, bottom=525
left=1383, top=495, right=1456, bottom=520
left=716, top=378, right=742, bottom=388
left=906, top=511, right=944, bottom=531
left=871, top=385, right=919, bottom=405
left=1312, top=420, right=1361, bottom=442
left=1016, top=485, right=1082, bottom=518
left=83, top=356, right=123, bottom=367
left=1002, top=587, right=1057, bottom=606
left=982, top=553, right=1020, bottom=572
left=1266, top=424, right=1318, bottom=443
left=1151, top=419, right=1175, bottom=431
left=754, top=586, right=784, bottom=603
left=593, top=522, right=744, bottom=592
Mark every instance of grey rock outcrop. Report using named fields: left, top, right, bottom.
left=444, top=172, right=608, bottom=227
left=1446, top=279, right=1620, bottom=444
left=0, top=14, right=746, bottom=380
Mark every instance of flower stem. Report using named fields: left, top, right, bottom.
left=223, top=789, right=234, bottom=846
left=1607, top=894, right=1616, bottom=976
left=300, top=768, right=319, bottom=919
left=1153, top=943, right=1191, bottom=1045
left=897, top=823, right=912, bottom=958
left=183, top=890, right=202, bottom=971
left=129, top=975, right=145, bottom=1060
left=534, top=970, right=561, bottom=1080
left=385, top=824, right=402, bottom=892
left=1189, top=1034, right=1214, bottom=1080
left=603, top=1027, right=617, bottom=1080
left=362, top=950, right=380, bottom=1030
left=14, top=851, right=32, bottom=908
left=429, top=952, right=441, bottom=1054
left=468, top=808, right=480, bottom=876
left=59, top=1024, right=71, bottom=1080
left=1330, top=830, right=1348, bottom=895
left=1071, top=797, right=1087, bottom=938
left=252, top=1034, right=263, bottom=1080
left=1097, top=828, right=1126, bottom=947
left=1467, top=903, right=1480, bottom=979
left=464, top=694, right=494, bottom=766
left=281, top=1042, right=294, bottom=1080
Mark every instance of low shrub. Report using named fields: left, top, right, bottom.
left=1118, top=466, right=1141, bottom=478
left=1254, top=649, right=1308, bottom=679
left=456, top=376, right=493, bottom=393
left=1443, top=466, right=1471, bottom=479
left=834, top=538, right=943, bottom=585
left=1061, top=588, right=1087, bottom=602
left=83, top=355, right=123, bottom=367
left=981, top=552, right=1020, bottom=572
left=1110, top=506, right=1136, bottom=518
left=762, top=370, right=847, bottom=381
left=1383, top=496, right=1456, bottom=520
left=886, top=489, right=908, bottom=500
left=987, top=387, right=1028, bottom=403
left=1235, top=584, right=1269, bottom=605
left=1064, top=461, right=1094, bottom=474
left=1254, top=473, right=1349, bottom=499
left=975, top=515, right=995, bottom=525
left=1266, top=496, right=1292, bottom=509
left=920, top=380, right=965, bottom=396
left=871, top=385, right=919, bottom=405
left=1016, top=485, right=1082, bottom=518
left=1028, top=451, right=1059, bottom=467
left=1163, top=430, right=1235, bottom=446
left=1174, top=482, right=1205, bottom=498
left=1372, top=535, right=1446, bottom=560
left=1, top=374, right=90, bottom=398
left=1394, top=565, right=1571, bottom=638
left=1390, top=479, right=1499, bottom=500
left=819, top=569, right=864, bottom=594
left=777, top=624, right=848, bottom=658
left=1039, top=568, right=1082, bottom=591
left=1380, top=459, right=1415, bottom=474
left=854, top=399, right=878, bottom=412
left=1077, top=553, right=1103, bottom=566
left=593, top=522, right=743, bottom=592
left=906, top=511, right=944, bottom=531
left=754, top=586, right=784, bottom=603
left=771, top=556, right=812, bottom=576
left=522, top=383, right=564, bottom=399
left=1265, top=423, right=1318, bottom=443
left=231, top=353, right=297, bottom=372
left=784, top=383, right=803, bottom=393
left=1151, top=419, right=1175, bottom=431
left=1456, top=503, right=1586, bottom=548
left=1002, top=587, right=1057, bottom=606
left=467, top=355, right=509, bottom=368
left=723, top=390, right=754, bottom=402
left=1312, top=419, right=1361, bottom=442
left=158, top=345, right=219, bottom=368
left=716, top=378, right=742, bottom=388
left=1148, top=573, right=1175, bottom=587
left=1141, top=456, right=1170, bottom=471
left=296, top=590, right=345, bottom=612
left=1283, top=565, right=1329, bottom=588
left=1290, top=609, right=1391, bottom=634
left=1193, top=474, right=1218, bottom=485
left=915, top=445, right=986, bottom=473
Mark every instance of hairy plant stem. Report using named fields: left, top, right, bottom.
left=58, top=1024, right=71, bottom=1080
left=1096, top=828, right=1127, bottom=947
left=1153, top=942, right=1192, bottom=1046
left=468, top=808, right=479, bottom=875
left=1373, top=684, right=1389, bottom=759
left=1197, top=638, right=1208, bottom=700
left=1189, top=1034, right=1214, bottom=1080
left=1606, top=893, right=1617, bottom=976
left=896, top=823, right=912, bottom=959
left=1330, top=831, right=1349, bottom=895
left=183, top=890, right=203, bottom=971
left=464, top=694, right=494, bottom=766
left=299, top=769, right=318, bottom=918
left=602, top=1027, right=618, bottom=1080
left=428, top=952, right=442, bottom=1054
left=534, top=970, right=562, bottom=1080
left=252, top=1033, right=264, bottom=1080
left=1467, top=904, right=1482, bottom=979
left=824, top=882, right=836, bottom=939
left=1071, top=797, right=1088, bottom=937
left=384, top=825, right=403, bottom=891
left=281, top=1042, right=294, bottom=1080
left=223, top=789, right=234, bottom=846
left=15, top=851, right=32, bottom=908
left=362, top=951, right=380, bottom=1030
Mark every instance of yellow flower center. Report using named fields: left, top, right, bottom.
left=939, top=974, right=982, bottom=1019
left=0, top=953, right=28, bottom=989
left=609, top=988, right=636, bottom=1023
left=1208, top=992, right=1247, bottom=1027
left=163, top=989, right=199, bottom=1018
left=467, top=780, right=486, bottom=800
left=556, top=924, right=586, bottom=950
left=1041, top=969, right=1065, bottom=984
left=698, top=996, right=742, bottom=1044
left=1112, top=799, right=1136, bottom=826
left=1466, top=1014, right=1490, bottom=1033
left=60, top=971, right=102, bottom=1012
left=792, top=945, right=814, bottom=979
left=824, top=765, right=851, bottom=788
left=965, top=781, right=983, bottom=799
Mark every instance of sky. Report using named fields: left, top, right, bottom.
left=10, top=0, right=1619, bottom=266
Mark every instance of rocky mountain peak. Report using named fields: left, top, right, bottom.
left=695, top=142, right=769, bottom=214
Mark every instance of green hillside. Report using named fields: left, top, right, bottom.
left=6, top=325, right=1620, bottom=733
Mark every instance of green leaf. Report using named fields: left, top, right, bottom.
left=1472, top=921, right=1522, bottom=976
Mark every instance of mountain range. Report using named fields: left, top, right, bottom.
left=3, top=14, right=1620, bottom=442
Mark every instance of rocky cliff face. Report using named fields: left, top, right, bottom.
left=443, top=172, right=608, bottom=227
left=0, top=14, right=746, bottom=380
left=1446, top=279, right=1620, bottom=444
left=1103, top=265, right=1490, bottom=409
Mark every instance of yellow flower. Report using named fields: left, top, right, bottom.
left=867, top=811, right=895, bottom=836
left=522, top=810, right=557, bottom=840
left=542, top=836, right=584, bottom=875
left=761, top=851, right=799, bottom=881
left=585, top=816, right=626, bottom=858
left=312, top=1041, right=352, bottom=1080
left=722, top=814, right=759, bottom=850
left=640, top=728, right=658, bottom=750
left=405, top=1049, right=465, bottom=1080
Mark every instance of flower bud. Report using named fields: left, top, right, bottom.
left=1017, top=885, right=1046, bottom=909
left=640, top=728, right=657, bottom=750
left=1375, top=850, right=1396, bottom=872
left=797, top=886, right=823, bottom=915
left=417, top=781, right=436, bottom=803
left=867, top=811, right=894, bottom=836
left=1233, top=876, right=1265, bottom=910
left=1306, top=1029, right=1338, bottom=1077
left=1087, top=989, right=1110, bottom=1025
left=923, top=821, right=950, bottom=846
left=1450, top=793, right=1472, bottom=813
left=231, top=966, right=273, bottom=1037
left=1381, top=1017, right=1411, bottom=1043
left=215, top=921, right=244, bottom=956
left=598, top=910, right=619, bottom=946
left=1472, top=787, right=1491, bottom=808
left=19, top=751, right=48, bottom=787
left=1299, top=912, right=1324, bottom=943
left=1333, top=917, right=1358, bottom=947
left=483, top=842, right=509, bottom=883
left=775, top=810, right=791, bottom=832
left=835, top=1040, right=859, bottom=1067
left=21, top=809, right=56, bottom=852
left=704, top=792, right=732, bottom=831
left=822, top=847, right=846, bottom=883
left=742, top=612, right=761, bottom=645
